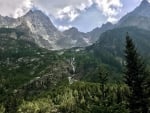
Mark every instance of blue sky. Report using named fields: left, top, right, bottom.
left=0, top=0, right=146, bottom=32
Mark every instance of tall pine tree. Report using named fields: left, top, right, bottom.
left=124, top=34, right=149, bottom=113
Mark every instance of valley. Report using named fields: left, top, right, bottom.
left=0, top=0, right=150, bottom=113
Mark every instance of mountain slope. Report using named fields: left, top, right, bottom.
left=0, top=16, right=20, bottom=28
left=58, top=27, right=91, bottom=48
left=88, top=0, right=150, bottom=42
left=88, top=22, right=114, bottom=43
left=88, top=27, right=150, bottom=59
left=0, top=28, right=72, bottom=94
left=117, top=0, right=150, bottom=30
left=20, top=10, right=65, bottom=50
left=0, top=10, right=93, bottom=50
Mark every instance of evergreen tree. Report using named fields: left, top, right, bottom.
left=124, top=34, right=149, bottom=113
left=97, top=66, right=109, bottom=106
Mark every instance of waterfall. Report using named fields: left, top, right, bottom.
left=71, top=57, right=76, bottom=75
left=68, top=57, right=76, bottom=84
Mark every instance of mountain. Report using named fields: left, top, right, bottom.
left=88, top=0, right=150, bottom=41
left=1, top=0, right=150, bottom=50
left=88, top=0, right=150, bottom=57
left=0, top=0, right=150, bottom=80
left=88, top=22, right=114, bottom=43
left=117, top=0, right=150, bottom=30
left=58, top=27, right=91, bottom=48
left=0, top=10, right=93, bottom=50
left=0, top=10, right=63, bottom=50
left=81, top=1, right=150, bottom=81
left=0, top=15, right=20, bottom=28
left=19, top=10, right=65, bottom=50
left=0, top=27, right=73, bottom=93
left=89, top=27, right=150, bottom=56
left=0, top=1, right=150, bottom=112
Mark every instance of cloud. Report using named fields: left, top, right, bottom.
left=32, top=0, right=122, bottom=23
left=0, top=0, right=32, bottom=18
left=56, top=6, right=80, bottom=22
left=94, top=0, right=122, bottom=16
left=94, top=0, right=123, bottom=22
left=107, top=17, right=118, bottom=23
left=0, top=0, right=125, bottom=31
left=0, top=0, right=123, bottom=23
left=57, top=25, right=72, bottom=31
left=33, top=0, right=93, bottom=22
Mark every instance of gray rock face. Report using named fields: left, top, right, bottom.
left=0, top=10, right=64, bottom=50
left=0, top=16, right=20, bottom=28
left=0, top=10, right=92, bottom=50
left=59, top=27, right=92, bottom=48
left=20, top=10, right=65, bottom=50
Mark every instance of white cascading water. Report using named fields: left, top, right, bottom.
left=68, top=57, right=76, bottom=84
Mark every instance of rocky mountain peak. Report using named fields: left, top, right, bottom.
left=140, top=0, right=150, bottom=6
left=134, top=0, right=150, bottom=14
left=25, top=10, right=48, bottom=18
left=117, top=0, right=150, bottom=30
left=23, top=10, right=53, bottom=25
left=101, top=22, right=114, bottom=31
left=22, top=9, right=60, bottom=34
left=66, top=27, right=79, bottom=33
left=0, top=15, right=18, bottom=28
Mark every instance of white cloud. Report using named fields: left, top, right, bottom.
left=0, top=0, right=32, bottom=18
left=107, top=17, right=118, bottom=23
left=94, top=0, right=123, bottom=22
left=32, top=0, right=122, bottom=23
left=0, top=0, right=123, bottom=23
left=57, top=6, right=80, bottom=22
left=58, top=25, right=72, bottom=31
left=32, top=0, right=92, bottom=21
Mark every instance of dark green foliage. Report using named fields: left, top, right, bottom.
left=17, top=82, right=128, bottom=113
left=3, top=93, right=22, bottom=113
left=62, top=50, right=123, bottom=82
left=93, top=27, right=150, bottom=57
left=0, top=27, right=150, bottom=113
left=0, top=28, right=71, bottom=103
left=86, top=27, right=150, bottom=77
left=97, top=66, right=109, bottom=102
left=124, top=34, right=149, bottom=113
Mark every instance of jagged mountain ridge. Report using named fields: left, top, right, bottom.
left=1, top=1, right=150, bottom=106
left=89, top=0, right=150, bottom=41
left=0, top=10, right=92, bottom=50
left=90, top=27, right=150, bottom=55
left=20, top=10, right=65, bottom=50
left=0, top=0, right=150, bottom=50
left=117, top=0, right=150, bottom=30
left=0, top=10, right=66, bottom=50
left=59, top=27, right=92, bottom=47
left=89, top=0, right=150, bottom=57
left=88, top=22, right=114, bottom=43
left=82, top=26, right=150, bottom=82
